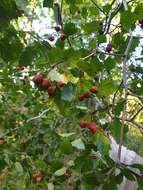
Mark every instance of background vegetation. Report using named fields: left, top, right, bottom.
left=0, top=0, right=143, bottom=189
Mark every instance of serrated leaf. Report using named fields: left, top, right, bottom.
left=47, top=182, right=54, bottom=190
left=60, top=140, right=73, bottom=154
left=15, top=162, right=23, bottom=174
left=98, top=80, right=118, bottom=96
left=72, top=138, right=85, bottom=150
left=61, top=84, right=76, bottom=101
left=54, top=167, right=67, bottom=176
left=43, top=0, right=53, bottom=8
left=58, top=132, right=75, bottom=137
left=64, top=22, right=77, bottom=36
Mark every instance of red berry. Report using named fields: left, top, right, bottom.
left=54, top=25, right=61, bottom=32
left=32, top=170, right=43, bottom=183
left=78, top=94, right=85, bottom=101
left=90, top=86, right=98, bottom=94
left=42, top=79, right=51, bottom=89
left=57, top=81, right=65, bottom=88
left=79, top=120, right=88, bottom=128
left=60, top=33, right=66, bottom=41
left=47, top=86, right=55, bottom=95
left=106, top=43, right=112, bottom=53
left=48, top=35, right=55, bottom=41
left=83, top=92, right=91, bottom=98
left=32, top=74, right=43, bottom=85
left=86, top=122, right=97, bottom=134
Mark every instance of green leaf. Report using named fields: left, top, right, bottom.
left=71, top=138, right=85, bottom=150
left=102, top=181, right=117, bottom=190
left=137, top=179, right=143, bottom=190
left=15, top=162, right=23, bottom=174
left=98, top=80, right=118, bottom=96
left=120, top=8, right=136, bottom=30
left=54, top=167, right=67, bottom=176
left=110, top=119, right=121, bottom=143
left=64, top=22, right=78, bottom=36
left=94, top=133, right=110, bottom=156
left=82, top=21, right=96, bottom=35
left=104, top=57, right=116, bottom=71
left=122, top=169, right=136, bottom=181
left=47, top=182, right=54, bottom=190
left=61, top=84, right=76, bottom=101
left=43, top=0, right=53, bottom=8
left=58, top=132, right=75, bottom=137
left=65, top=0, right=76, bottom=5
left=60, top=140, right=73, bottom=154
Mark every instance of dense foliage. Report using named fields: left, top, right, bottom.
left=0, top=0, right=143, bottom=189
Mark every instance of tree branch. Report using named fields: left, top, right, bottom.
left=130, top=106, right=143, bottom=121
left=128, top=92, right=143, bottom=100
left=118, top=30, right=133, bottom=161
left=27, top=108, right=50, bottom=123
left=90, top=0, right=106, bottom=15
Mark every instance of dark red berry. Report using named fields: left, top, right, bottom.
left=47, top=86, right=55, bottom=95
left=106, top=43, right=112, bottom=53
left=78, top=94, right=85, bottom=101
left=32, top=74, right=43, bottom=85
left=83, top=92, right=91, bottom=98
left=86, top=122, right=97, bottom=134
left=54, top=25, right=61, bottom=32
left=79, top=120, right=88, bottom=128
left=48, top=35, right=55, bottom=41
left=32, top=170, right=43, bottom=183
left=42, top=79, right=51, bottom=89
left=60, top=33, right=66, bottom=41
left=90, top=86, right=98, bottom=94
left=57, top=81, right=65, bottom=88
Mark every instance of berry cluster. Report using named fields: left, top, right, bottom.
left=139, top=19, right=143, bottom=29
left=78, top=86, right=98, bottom=134
left=48, top=25, right=67, bottom=42
left=32, top=170, right=43, bottom=183
left=78, top=86, right=98, bottom=101
left=79, top=120, right=97, bottom=134
left=32, top=74, right=65, bottom=95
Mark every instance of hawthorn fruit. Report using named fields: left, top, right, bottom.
left=105, top=43, right=112, bottom=53
left=90, top=86, right=98, bottom=94
left=83, top=92, right=91, bottom=98
left=48, top=35, right=55, bottom=41
left=79, top=120, right=88, bottom=128
left=86, top=122, right=97, bottom=134
left=78, top=94, right=85, bottom=101
left=54, top=25, right=61, bottom=32
left=47, top=86, right=55, bottom=95
left=42, top=79, right=51, bottom=89
left=32, top=74, right=43, bottom=85
left=57, top=81, right=65, bottom=88
left=79, top=120, right=97, bottom=134
left=60, top=33, right=66, bottom=41
left=32, top=170, right=43, bottom=183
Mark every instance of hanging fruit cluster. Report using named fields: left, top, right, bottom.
left=32, top=74, right=65, bottom=96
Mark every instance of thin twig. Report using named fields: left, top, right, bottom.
left=111, top=80, right=123, bottom=114
left=90, top=0, right=106, bottom=15
left=125, top=119, right=143, bottom=130
left=130, top=106, right=143, bottom=121
left=118, top=30, right=134, bottom=161
left=128, top=92, right=143, bottom=100
left=27, top=108, right=50, bottom=123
